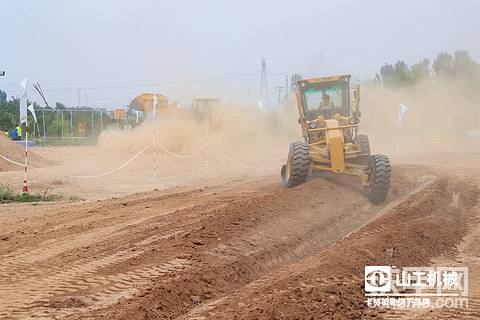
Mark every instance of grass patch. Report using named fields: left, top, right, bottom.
left=0, top=185, right=60, bottom=204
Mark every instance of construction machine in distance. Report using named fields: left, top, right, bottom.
left=128, top=93, right=169, bottom=114
left=192, top=98, right=220, bottom=122
left=281, top=74, right=391, bottom=203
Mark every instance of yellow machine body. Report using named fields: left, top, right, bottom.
left=282, top=74, right=391, bottom=204
left=294, top=74, right=367, bottom=178
left=324, top=120, right=345, bottom=172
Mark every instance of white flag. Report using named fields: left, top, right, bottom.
left=258, top=100, right=264, bottom=109
left=19, top=78, right=28, bottom=124
left=396, top=104, right=408, bottom=128
left=27, top=104, right=37, bottom=123
left=19, top=78, right=27, bottom=96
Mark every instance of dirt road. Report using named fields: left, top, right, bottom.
left=0, top=154, right=479, bottom=319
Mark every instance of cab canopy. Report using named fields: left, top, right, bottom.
left=297, top=74, right=351, bottom=120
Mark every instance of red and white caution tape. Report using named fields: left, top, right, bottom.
left=157, top=142, right=249, bottom=168
left=212, top=146, right=250, bottom=169
left=157, top=143, right=208, bottom=158
left=0, top=154, right=30, bottom=167
left=68, top=147, right=147, bottom=179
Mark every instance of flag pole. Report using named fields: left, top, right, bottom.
left=23, top=122, right=29, bottom=194
left=152, top=94, right=157, bottom=177
left=19, top=78, right=29, bottom=194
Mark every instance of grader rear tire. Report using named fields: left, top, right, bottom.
left=281, top=142, right=310, bottom=187
left=364, top=154, right=391, bottom=204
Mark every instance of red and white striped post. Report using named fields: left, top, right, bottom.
left=23, top=128, right=29, bottom=194
left=19, top=79, right=29, bottom=194
left=152, top=94, right=157, bottom=177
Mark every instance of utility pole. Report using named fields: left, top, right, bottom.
left=275, top=86, right=284, bottom=108
left=76, top=88, right=82, bottom=107
left=259, top=57, right=270, bottom=109
left=285, top=74, right=289, bottom=102
left=290, top=74, right=303, bottom=90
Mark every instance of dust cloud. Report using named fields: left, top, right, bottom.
left=97, top=101, right=301, bottom=157
left=98, top=79, right=480, bottom=160
left=361, top=80, right=480, bottom=155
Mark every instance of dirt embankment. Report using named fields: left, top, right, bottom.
left=0, top=134, right=53, bottom=172
left=187, top=177, right=478, bottom=320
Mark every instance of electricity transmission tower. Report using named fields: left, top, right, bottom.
left=259, top=57, right=270, bottom=109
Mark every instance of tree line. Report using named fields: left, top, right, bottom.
left=372, top=49, right=480, bottom=88
left=0, top=92, right=115, bottom=139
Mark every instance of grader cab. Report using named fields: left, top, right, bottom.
left=281, top=75, right=391, bottom=203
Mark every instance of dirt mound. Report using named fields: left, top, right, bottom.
left=189, top=177, right=478, bottom=319
left=0, top=134, right=53, bottom=172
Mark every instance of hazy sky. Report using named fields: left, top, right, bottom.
left=1, top=0, right=479, bottom=109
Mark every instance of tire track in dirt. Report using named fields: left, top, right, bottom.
left=0, top=201, right=220, bottom=285
left=0, top=183, right=262, bottom=284
left=384, top=208, right=480, bottom=320
left=0, top=181, right=273, bottom=320
left=380, top=163, right=480, bottom=320
left=0, top=167, right=429, bottom=320
left=0, top=229, right=189, bottom=319
left=15, top=258, right=192, bottom=320
left=73, top=167, right=428, bottom=320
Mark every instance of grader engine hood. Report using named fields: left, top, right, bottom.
left=324, top=119, right=345, bottom=173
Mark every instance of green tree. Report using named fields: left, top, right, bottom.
left=380, top=63, right=395, bottom=87
left=0, top=89, right=6, bottom=103
left=452, top=50, right=479, bottom=76
left=0, top=111, right=15, bottom=131
left=433, top=52, right=454, bottom=78
left=393, top=60, right=412, bottom=86
left=379, top=60, right=414, bottom=87
left=410, top=58, right=430, bottom=82
left=55, top=102, right=67, bottom=110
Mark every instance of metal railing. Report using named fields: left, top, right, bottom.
left=31, top=109, right=116, bottom=145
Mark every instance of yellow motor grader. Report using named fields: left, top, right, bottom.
left=281, top=75, right=391, bottom=203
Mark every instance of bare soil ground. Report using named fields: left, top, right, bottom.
left=0, top=145, right=285, bottom=199
left=0, top=145, right=479, bottom=320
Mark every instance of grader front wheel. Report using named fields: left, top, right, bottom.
left=281, top=142, right=311, bottom=187
left=364, top=154, right=391, bottom=204
left=353, top=134, right=371, bottom=164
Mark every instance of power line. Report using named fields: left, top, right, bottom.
left=0, top=72, right=259, bottom=90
